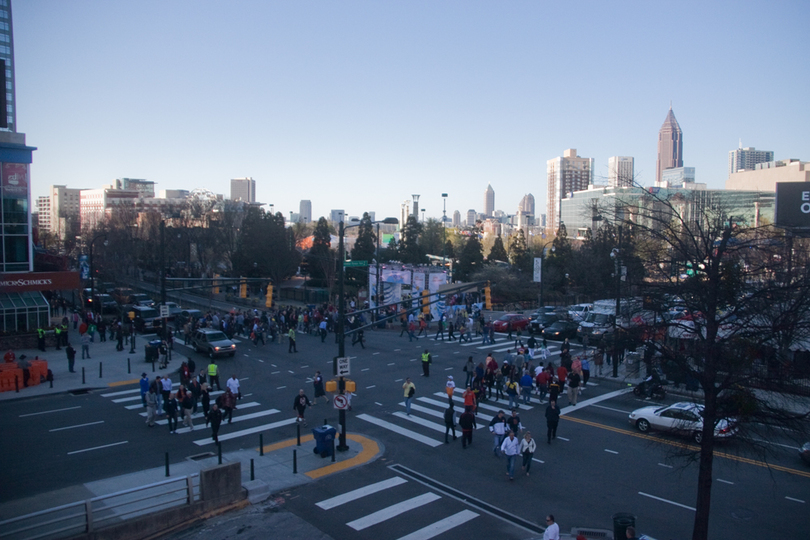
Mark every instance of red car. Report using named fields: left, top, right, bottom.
left=492, top=314, right=530, bottom=333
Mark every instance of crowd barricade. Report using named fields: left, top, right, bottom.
left=0, top=358, right=48, bottom=392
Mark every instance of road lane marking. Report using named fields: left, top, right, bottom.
left=366, top=385, right=376, bottom=389
left=658, top=463, right=673, bottom=469
left=717, top=479, right=734, bottom=485
left=316, top=477, right=407, bottom=509
left=271, top=371, right=281, bottom=374
left=271, top=364, right=277, bottom=367
left=591, top=404, right=633, bottom=414
left=410, top=359, right=417, bottom=361
left=288, top=370, right=295, bottom=374
left=604, top=449, right=618, bottom=454
left=394, top=349, right=401, bottom=351
left=557, top=436, right=570, bottom=441
left=301, top=365, right=309, bottom=368
left=362, top=368, right=370, bottom=371
left=172, top=409, right=280, bottom=433
left=50, top=420, right=105, bottom=432
left=388, top=363, right=396, bottom=366
left=347, top=492, right=441, bottom=531
left=559, top=387, right=633, bottom=416
left=639, top=491, right=695, bottom=511
left=257, top=359, right=264, bottom=363
left=563, top=415, right=810, bottom=479
left=395, top=509, right=479, bottom=540
left=394, top=412, right=450, bottom=433
left=277, top=386, right=286, bottom=389
left=785, top=496, right=805, bottom=503
left=67, top=441, right=128, bottom=455
left=444, top=367, right=453, bottom=371
left=743, top=437, right=801, bottom=450
left=373, top=352, right=380, bottom=355
left=357, top=414, right=442, bottom=447
left=532, top=458, right=545, bottom=464
left=375, top=402, right=383, bottom=406
left=20, top=406, right=81, bottom=417
left=395, top=379, right=403, bottom=382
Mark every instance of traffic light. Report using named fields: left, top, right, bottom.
left=212, top=274, right=220, bottom=295
left=484, top=284, right=492, bottom=310
left=265, top=285, right=273, bottom=308
left=421, top=289, right=429, bottom=314
left=240, top=279, right=247, bottom=298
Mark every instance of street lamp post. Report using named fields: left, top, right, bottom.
left=88, top=233, right=108, bottom=319
left=337, top=216, right=398, bottom=451
left=611, top=225, right=623, bottom=378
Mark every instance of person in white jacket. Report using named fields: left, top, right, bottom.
left=520, top=431, right=537, bottom=476
left=500, top=430, right=521, bottom=480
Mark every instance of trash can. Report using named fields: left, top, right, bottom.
left=612, top=512, right=636, bottom=540
left=312, top=425, right=337, bottom=458
left=145, top=340, right=161, bottom=363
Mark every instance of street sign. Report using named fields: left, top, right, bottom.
left=159, top=304, right=170, bottom=318
left=533, top=257, right=542, bottom=283
left=333, top=394, right=349, bottom=410
left=343, top=260, right=369, bottom=267
left=336, top=356, right=350, bottom=376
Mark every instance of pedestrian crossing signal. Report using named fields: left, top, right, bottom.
left=240, top=279, right=248, bottom=298
left=266, top=285, right=273, bottom=308
left=484, top=285, right=491, bottom=310
left=421, top=289, right=429, bottom=314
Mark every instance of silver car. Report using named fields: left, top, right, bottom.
left=629, top=402, right=737, bottom=444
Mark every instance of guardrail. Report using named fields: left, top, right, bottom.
left=0, top=474, right=199, bottom=540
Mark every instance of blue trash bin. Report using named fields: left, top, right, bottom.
left=312, top=425, right=337, bottom=458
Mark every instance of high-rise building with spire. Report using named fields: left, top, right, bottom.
left=484, top=184, right=494, bottom=217
left=656, top=107, right=683, bottom=185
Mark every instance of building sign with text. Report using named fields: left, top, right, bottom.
left=0, top=271, right=80, bottom=293
left=775, top=182, right=810, bottom=229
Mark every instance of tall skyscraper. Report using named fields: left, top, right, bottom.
left=452, top=210, right=461, bottom=228
left=230, top=177, right=256, bottom=203
left=466, top=209, right=476, bottom=227
left=608, top=156, right=635, bottom=188
left=518, top=193, right=535, bottom=215
left=546, top=149, right=593, bottom=233
left=728, top=146, right=774, bottom=176
left=299, top=200, right=312, bottom=223
left=484, top=184, right=494, bottom=217
left=0, top=1, right=15, bottom=132
left=656, top=107, right=683, bottom=185
left=330, top=209, right=345, bottom=223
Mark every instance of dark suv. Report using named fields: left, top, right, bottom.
left=190, top=329, right=236, bottom=358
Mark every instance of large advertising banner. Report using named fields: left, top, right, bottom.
left=428, top=273, right=447, bottom=319
left=775, top=182, right=810, bottom=229
left=382, top=269, right=411, bottom=284
left=412, top=272, right=425, bottom=292
left=1, top=163, right=28, bottom=198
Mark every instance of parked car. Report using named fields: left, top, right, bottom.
left=530, top=313, right=558, bottom=334
left=130, top=294, right=155, bottom=307
left=800, top=442, right=810, bottom=465
left=176, top=309, right=203, bottom=328
left=112, top=287, right=135, bottom=305
left=628, top=402, right=737, bottom=444
left=85, top=293, right=118, bottom=314
left=129, top=305, right=160, bottom=333
left=492, top=314, right=530, bottom=333
left=190, top=328, right=236, bottom=358
left=567, top=303, right=593, bottom=322
left=540, top=320, right=579, bottom=341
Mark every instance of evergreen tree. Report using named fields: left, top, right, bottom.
left=233, top=208, right=301, bottom=285
left=399, top=215, right=425, bottom=265
left=444, top=239, right=455, bottom=259
left=418, top=219, right=444, bottom=256
left=455, top=236, right=484, bottom=281
left=488, top=235, right=508, bottom=263
left=508, top=229, right=532, bottom=273
left=305, top=217, right=336, bottom=289
left=348, top=213, right=377, bottom=289
left=382, top=237, right=399, bottom=262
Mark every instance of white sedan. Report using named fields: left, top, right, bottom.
left=628, top=402, right=737, bottom=443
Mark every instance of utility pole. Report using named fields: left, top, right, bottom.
left=612, top=225, right=622, bottom=378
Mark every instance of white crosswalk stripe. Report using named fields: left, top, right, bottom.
left=171, top=409, right=280, bottom=434
left=347, top=492, right=442, bottom=531
left=395, top=510, right=479, bottom=540
left=124, top=390, right=223, bottom=410
left=357, top=414, right=442, bottom=447
left=392, top=412, right=449, bottom=433
left=439, top=392, right=528, bottom=414
left=192, top=417, right=298, bottom=446
left=316, top=477, right=408, bottom=510
left=138, top=401, right=261, bottom=419
left=449, top=387, right=534, bottom=410
left=420, top=396, right=494, bottom=421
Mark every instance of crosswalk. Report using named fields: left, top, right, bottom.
left=99, top=380, right=298, bottom=447
left=315, top=475, right=479, bottom=539
left=357, top=387, right=533, bottom=447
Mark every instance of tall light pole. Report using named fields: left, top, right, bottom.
left=442, top=193, right=448, bottom=265
left=88, top=233, right=108, bottom=318
left=611, top=225, right=623, bottom=378
left=337, top=216, right=398, bottom=451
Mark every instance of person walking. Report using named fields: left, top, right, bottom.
left=500, top=431, right=520, bottom=480
left=139, top=373, right=150, bottom=407
left=443, top=403, right=457, bottom=443
left=489, top=410, right=508, bottom=457
left=293, top=389, right=311, bottom=425
left=581, top=355, right=591, bottom=388
left=445, top=376, right=456, bottom=405
left=402, top=378, right=415, bottom=415
left=181, top=390, right=194, bottom=431
left=313, top=371, right=329, bottom=405
left=165, top=392, right=179, bottom=434
left=545, top=400, right=560, bottom=443
left=420, top=349, right=431, bottom=377
left=506, top=377, right=519, bottom=409
left=319, top=319, right=328, bottom=342
left=520, top=369, right=533, bottom=405
left=459, top=406, right=476, bottom=449
left=520, top=432, right=537, bottom=476
left=543, top=515, right=560, bottom=540
left=434, top=318, right=445, bottom=341
left=80, top=332, right=91, bottom=359
left=567, top=370, right=581, bottom=406
left=463, top=356, right=475, bottom=387
left=66, top=343, right=76, bottom=373
left=221, top=388, right=237, bottom=424
left=506, top=408, right=522, bottom=437
left=207, top=360, right=221, bottom=390
left=288, top=327, right=297, bottom=353
left=201, top=383, right=211, bottom=426
left=160, top=375, right=173, bottom=413
left=226, top=374, right=241, bottom=400
left=188, top=376, right=201, bottom=414
left=145, top=387, right=157, bottom=427
left=209, top=404, right=223, bottom=443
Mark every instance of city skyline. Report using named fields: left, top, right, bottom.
left=14, top=2, right=810, bottom=222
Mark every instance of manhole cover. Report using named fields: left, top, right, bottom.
left=731, top=507, right=756, bottom=521
left=69, top=389, right=91, bottom=395
left=187, top=452, right=215, bottom=461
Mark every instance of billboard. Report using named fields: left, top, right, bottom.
left=1, top=163, right=28, bottom=198
left=775, top=182, right=810, bottom=229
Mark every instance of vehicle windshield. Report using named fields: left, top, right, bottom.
left=571, top=306, right=586, bottom=313
left=206, top=332, right=229, bottom=341
left=138, top=309, right=158, bottom=318
left=497, top=315, right=512, bottom=321
left=584, top=313, right=611, bottom=324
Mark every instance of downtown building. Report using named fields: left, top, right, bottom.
left=230, top=177, right=256, bottom=203
left=728, top=146, right=774, bottom=176
left=546, top=148, right=594, bottom=234
left=656, top=107, right=683, bottom=185
left=299, top=200, right=312, bottom=224
left=484, top=184, right=494, bottom=217
left=608, top=156, right=634, bottom=188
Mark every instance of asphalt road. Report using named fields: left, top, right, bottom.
left=2, top=327, right=809, bottom=539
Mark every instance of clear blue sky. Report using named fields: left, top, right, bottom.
left=16, top=0, right=810, bottom=222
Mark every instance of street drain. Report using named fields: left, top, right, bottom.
left=188, top=452, right=216, bottom=461
left=69, top=389, right=91, bottom=395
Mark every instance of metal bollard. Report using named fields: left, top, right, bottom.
left=260, top=434, right=264, bottom=456
left=82, top=367, right=86, bottom=384
left=151, top=360, right=155, bottom=372
left=15, top=375, right=19, bottom=393
left=165, top=452, right=170, bottom=477
left=332, top=439, right=336, bottom=463
left=293, top=449, right=297, bottom=474
left=218, top=443, right=222, bottom=464
left=127, top=358, right=131, bottom=374
left=49, top=378, right=53, bottom=388
left=297, top=422, right=301, bottom=446
left=250, top=459, right=255, bottom=481
left=324, top=418, right=327, bottom=426
left=99, top=362, right=102, bottom=378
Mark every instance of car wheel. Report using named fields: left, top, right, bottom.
left=636, top=419, right=650, bottom=432
left=694, top=431, right=703, bottom=444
